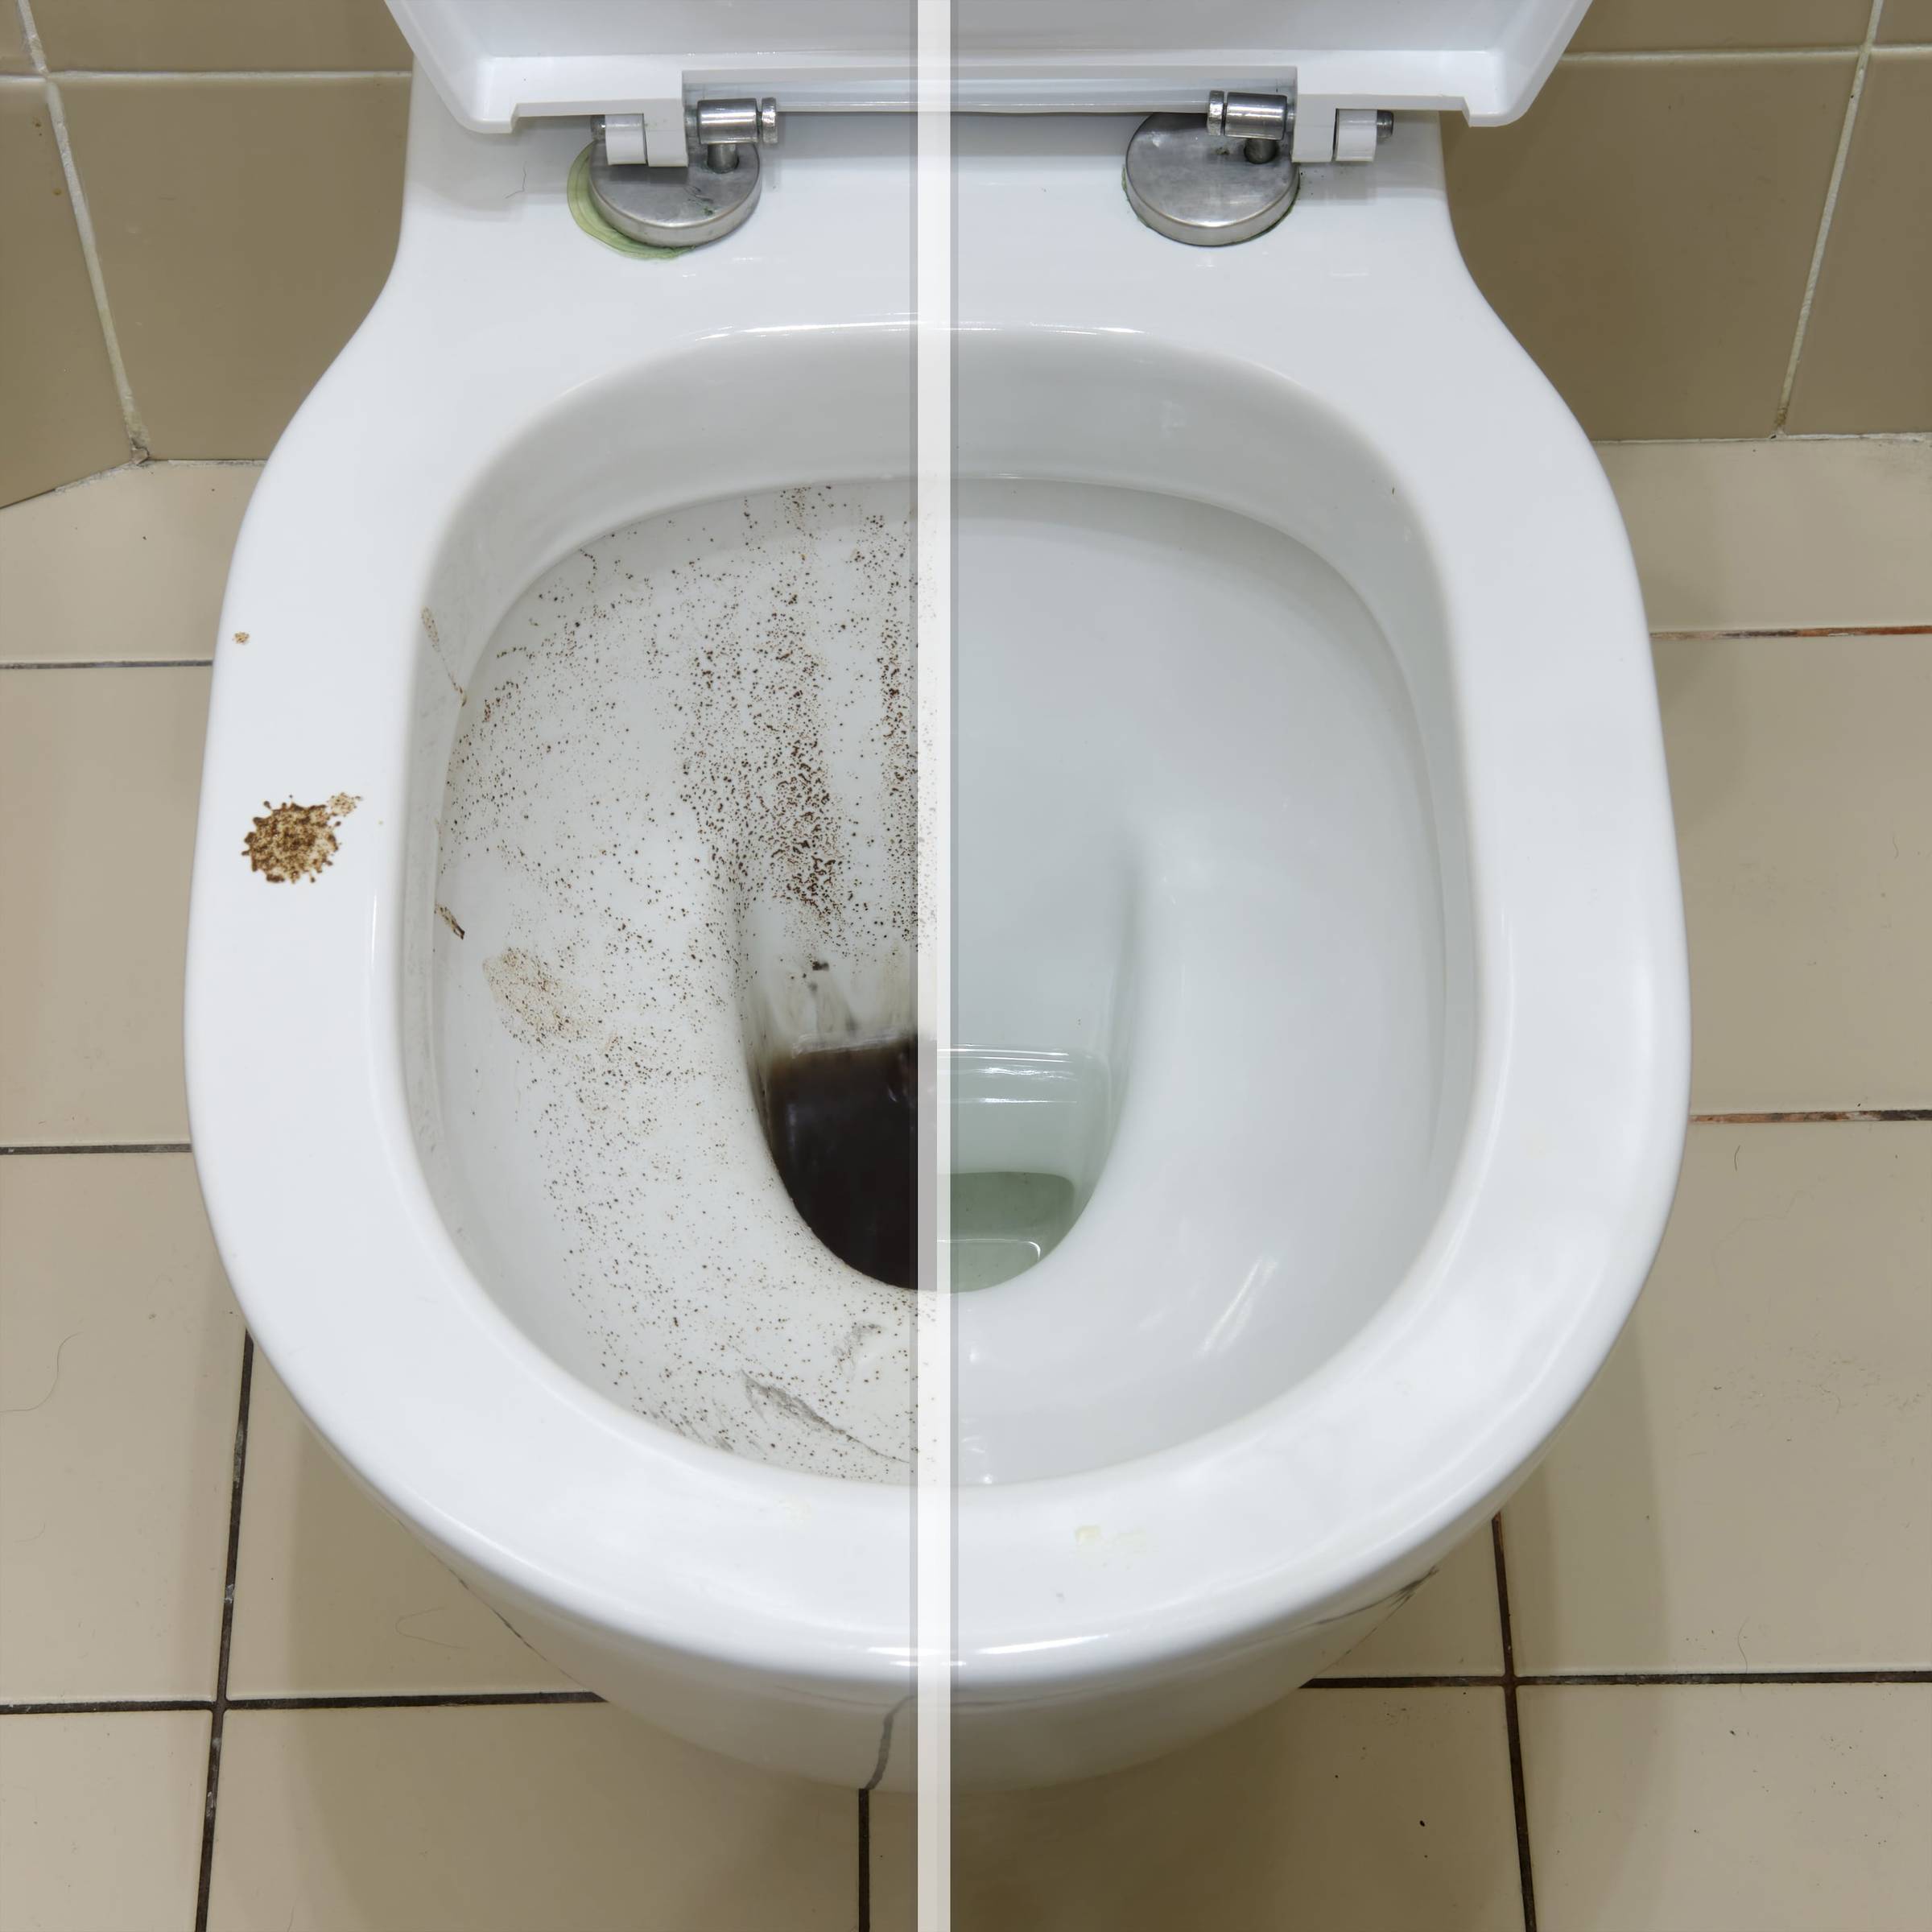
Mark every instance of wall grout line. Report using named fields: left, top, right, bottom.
left=2, top=659, right=212, bottom=670
left=15, top=0, right=150, bottom=460
left=192, top=1334, right=253, bottom=1932
left=1774, top=0, right=1886, bottom=431
left=1560, top=45, right=1863, bottom=63
left=1491, top=1517, right=1539, bottom=1932
left=46, top=68, right=412, bottom=80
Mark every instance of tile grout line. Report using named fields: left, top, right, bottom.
left=192, top=1333, right=253, bottom=1932
left=857, top=1789, right=872, bottom=1932
left=227, top=1691, right=605, bottom=1711
left=0, top=1141, right=192, bottom=1155
left=1652, top=625, right=1932, bottom=642
left=1491, top=1516, right=1539, bottom=1932
left=1311, top=1668, right=1932, bottom=1689
left=1690, top=1108, right=1932, bottom=1123
left=1773, top=0, right=1886, bottom=431
left=14, top=0, right=151, bottom=460
left=2, top=659, right=212, bottom=671
left=11, top=1668, right=1926, bottom=1720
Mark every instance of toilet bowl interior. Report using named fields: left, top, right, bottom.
left=402, top=324, right=1475, bottom=1484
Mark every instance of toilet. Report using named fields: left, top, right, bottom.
left=185, top=0, right=1690, bottom=1789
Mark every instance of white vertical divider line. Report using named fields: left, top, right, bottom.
left=912, top=0, right=956, bottom=1918
left=15, top=0, right=151, bottom=457
left=1774, top=0, right=1885, bottom=431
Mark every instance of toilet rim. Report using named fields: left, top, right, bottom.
left=186, top=97, right=1690, bottom=1695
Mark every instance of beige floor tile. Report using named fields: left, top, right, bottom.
left=1881, top=0, right=1932, bottom=39
left=0, top=1154, right=243, bottom=1701
left=1783, top=51, right=1932, bottom=434
left=0, top=82, right=130, bottom=508
left=1316, top=1520, right=1503, bottom=1678
left=228, top=1357, right=576, bottom=1696
left=0, top=462, right=258, bottom=665
left=1521, top=1682, right=1932, bottom=1931
left=1443, top=58, right=1852, bottom=440
left=0, top=1710, right=210, bottom=1931
left=1657, top=634, right=1932, bottom=1113
left=1505, top=1123, right=1931, bottom=1674
left=205, top=1703, right=859, bottom=1931
left=0, top=665, right=209, bottom=1143
left=60, top=76, right=407, bottom=459
left=1597, top=437, right=1932, bottom=634
left=873, top=1689, right=1523, bottom=1930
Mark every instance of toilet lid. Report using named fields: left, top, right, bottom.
left=386, top=0, right=1591, bottom=134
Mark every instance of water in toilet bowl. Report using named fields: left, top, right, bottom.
left=419, top=469, right=1449, bottom=1488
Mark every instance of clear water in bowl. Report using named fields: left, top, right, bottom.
left=948, top=1046, right=1110, bottom=1291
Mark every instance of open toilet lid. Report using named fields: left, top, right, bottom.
left=386, top=0, right=1592, bottom=138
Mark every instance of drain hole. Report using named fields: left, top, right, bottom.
left=762, top=1036, right=915, bottom=1289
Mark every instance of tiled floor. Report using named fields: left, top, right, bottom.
left=1, top=444, right=1928, bottom=1930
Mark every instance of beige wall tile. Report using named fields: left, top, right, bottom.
left=0, top=1711, right=210, bottom=1930
left=1571, top=0, right=1872, bottom=49
left=1444, top=58, right=1852, bottom=440
left=206, top=1704, right=858, bottom=1930
left=1784, top=52, right=1932, bottom=432
left=227, top=1358, right=576, bottom=1696
left=60, top=76, right=407, bottom=458
left=1316, top=1521, right=1503, bottom=1678
left=1521, top=1683, right=1932, bottom=1930
left=1598, top=436, right=1932, bottom=632
left=1880, top=0, right=1932, bottom=40
left=1657, top=634, right=1932, bottom=1112
left=0, top=461, right=258, bottom=663
left=1504, top=1123, right=1931, bottom=1673
left=35, top=0, right=410, bottom=72
left=0, top=82, right=129, bottom=506
left=0, top=667, right=209, bottom=1142
left=871, top=1690, right=1522, bottom=1931
left=0, top=1154, right=244, bottom=1700
left=0, top=7, right=31, bottom=72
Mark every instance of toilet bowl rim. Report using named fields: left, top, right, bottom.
left=186, top=108, right=1690, bottom=1690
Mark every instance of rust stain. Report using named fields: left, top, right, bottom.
left=242, top=792, right=360, bottom=884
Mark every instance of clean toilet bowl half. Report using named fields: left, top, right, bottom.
left=185, top=89, right=1689, bottom=1788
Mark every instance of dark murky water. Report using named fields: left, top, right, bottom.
left=761, top=1037, right=916, bottom=1289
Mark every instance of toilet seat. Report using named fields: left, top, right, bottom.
left=188, top=52, right=1687, bottom=1787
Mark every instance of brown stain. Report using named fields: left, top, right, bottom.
left=481, top=946, right=599, bottom=1045
left=233, top=631, right=250, bottom=644
left=436, top=904, right=466, bottom=939
left=242, top=792, right=360, bottom=884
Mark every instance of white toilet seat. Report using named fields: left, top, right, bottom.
left=187, top=89, right=1687, bottom=1786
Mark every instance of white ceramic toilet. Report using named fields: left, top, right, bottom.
left=186, top=0, right=1690, bottom=1789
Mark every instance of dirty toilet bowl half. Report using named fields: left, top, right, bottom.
left=186, top=70, right=1689, bottom=1789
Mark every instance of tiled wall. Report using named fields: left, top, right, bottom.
left=3, top=0, right=1930, bottom=507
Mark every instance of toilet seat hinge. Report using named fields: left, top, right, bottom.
left=587, top=100, right=782, bottom=250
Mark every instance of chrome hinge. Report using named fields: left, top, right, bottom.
left=1208, top=88, right=1393, bottom=164
left=587, top=98, right=782, bottom=250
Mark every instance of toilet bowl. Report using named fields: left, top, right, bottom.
left=186, top=2, right=1690, bottom=1790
